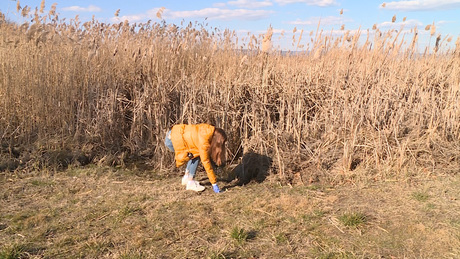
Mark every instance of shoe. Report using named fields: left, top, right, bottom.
left=186, top=180, right=205, bottom=192
left=181, top=172, right=190, bottom=186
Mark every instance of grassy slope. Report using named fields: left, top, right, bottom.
left=1, top=167, right=459, bottom=258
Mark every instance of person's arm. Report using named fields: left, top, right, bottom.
left=199, top=146, right=217, bottom=185
left=198, top=125, right=221, bottom=193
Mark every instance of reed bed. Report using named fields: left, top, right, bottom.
left=0, top=7, right=459, bottom=182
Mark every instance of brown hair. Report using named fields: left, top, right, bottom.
left=210, top=128, right=227, bottom=166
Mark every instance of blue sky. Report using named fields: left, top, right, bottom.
left=2, top=0, right=460, bottom=50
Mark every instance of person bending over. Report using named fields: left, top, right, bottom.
left=164, top=124, right=227, bottom=193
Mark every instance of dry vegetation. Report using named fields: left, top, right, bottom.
left=1, top=3, right=460, bottom=258
left=1, top=5, right=459, bottom=181
left=1, top=167, right=459, bottom=258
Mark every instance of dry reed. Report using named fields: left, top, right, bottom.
left=0, top=6, right=459, bottom=182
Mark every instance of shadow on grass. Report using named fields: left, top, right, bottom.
left=221, top=152, right=272, bottom=190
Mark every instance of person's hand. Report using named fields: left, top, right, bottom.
left=212, top=184, right=221, bottom=193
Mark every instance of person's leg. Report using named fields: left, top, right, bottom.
left=184, top=157, right=205, bottom=192
left=164, top=130, right=174, bottom=152
left=182, top=156, right=200, bottom=184
left=186, top=157, right=200, bottom=179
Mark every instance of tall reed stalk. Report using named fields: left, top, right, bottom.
left=1, top=7, right=459, bottom=181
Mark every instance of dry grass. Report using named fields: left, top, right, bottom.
left=1, top=167, right=459, bottom=258
left=1, top=4, right=459, bottom=182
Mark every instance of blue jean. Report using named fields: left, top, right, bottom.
left=165, top=130, right=200, bottom=178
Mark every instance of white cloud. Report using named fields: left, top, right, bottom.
left=381, top=0, right=460, bottom=11
left=168, top=8, right=273, bottom=20
left=378, top=19, right=423, bottom=28
left=375, top=20, right=453, bottom=37
left=287, top=16, right=352, bottom=25
left=436, top=20, right=452, bottom=25
left=274, top=0, right=338, bottom=6
left=213, top=2, right=228, bottom=8
left=114, top=7, right=274, bottom=22
left=62, top=5, right=102, bottom=12
left=327, top=29, right=369, bottom=36
left=228, top=0, right=273, bottom=8
left=114, top=15, right=145, bottom=23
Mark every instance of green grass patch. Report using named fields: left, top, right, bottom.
left=116, top=205, right=143, bottom=222
left=230, top=227, right=249, bottom=245
left=338, top=212, right=367, bottom=227
left=0, top=243, right=25, bottom=259
left=0, top=243, right=44, bottom=259
left=30, top=179, right=54, bottom=187
left=411, top=191, right=430, bottom=202
left=317, top=251, right=355, bottom=259
left=119, top=205, right=142, bottom=217
left=274, top=233, right=288, bottom=244
left=120, top=254, right=143, bottom=259
left=207, top=251, right=228, bottom=259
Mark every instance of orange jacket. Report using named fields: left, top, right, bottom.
left=170, top=124, right=217, bottom=184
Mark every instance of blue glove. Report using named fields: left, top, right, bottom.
left=212, top=184, right=220, bottom=193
